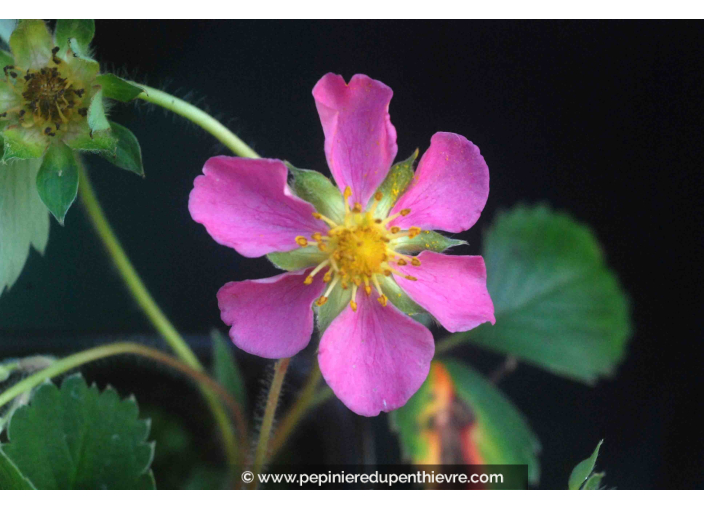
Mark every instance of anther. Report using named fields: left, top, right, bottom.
left=295, top=236, right=308, bottom=247
left=411, top=257, right=421, bottom=266
left=389, top=226, right=401, bottom=234
left=316, top=296, right=328, bottom=306
left=377, top=295, right=388, bottom=307
left=374, top=191, right=383, bottom=201
left=317, top=242, right=327, bottom=251
left=400, top=208, right=411, bottom=216
left=352, top=203, right=362, bottom=213
left=303, top=276, right=314, bottom=285
left=365, top=285, right=372, bottom=296
left=311, top=232, right=323, bottom=242
left=408, top=227, right=421, bottom=238
left=343, top=186, right=352, bottom=199
left=350, top=300, right=358, bottom=312
left=323, top=271, right=333, bottom=283
left=405, top=275, right=418, bottom=281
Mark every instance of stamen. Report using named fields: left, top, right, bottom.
left=408, top=227, right=421, bottom=238
left=397, top=259, right=407, bottom=266
left=405, top=275, right=417, bottom=281
left=317, top=242, right=327, bottom=251
left=305, top=260, right=330, bottom=284
left=363, top=275, right=372, bottom=296
left=350, top=283, right=359, bottom=312
left=343, top=186, right=352, bottom=214
left=377, top=295, right=388, bottom=307
left=352, top=203, right=363, bottom=213
left=323, top=270, right=333, bottom=283
left=389, top=226, right=401, bottom=234
left=400, top=208, right=411, bottom=216
left=324, top=275, right=341, bottom=297
left=295, top=236, right=308, bottom=247
left=316, top=296, right=328, bottom=306
left=411, top=257, right=421, bottom=267
left=312, top=212, right=339, bottom=228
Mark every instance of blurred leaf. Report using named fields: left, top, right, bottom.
left=211, top=329, right=246, bottom=409
left=0, top=449, right=35, bottom=489
left=568, top=439, right=603, bottom=490
left=54, top=19, right=94, bottom=55
left=288, top=163, right=345, bottom=223
left=582, top=472, right=606, bottom=490
left=35, top=142, right=78, bottom=224
left=392, top=360, right=540, bottom=486
left=374, top=149, right=417, bottom=217
left=98, top=122, right=144, bottom=176
left=444, top=359, right=541, bottom=485
left=0, top=159, right=49, bottom=296
left=96, top=74, right=143, bottom=102
left=452, top=204, right=631, bottom=383
left=2, top=374, right=155, bottom=489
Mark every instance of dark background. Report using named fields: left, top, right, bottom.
left=1, top=21, right=702, bottom=489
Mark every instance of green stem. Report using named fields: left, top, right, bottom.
left=0, top=342, right=246, bottom=439
left=77, top=165, right=240, bottom=467
left=133, top=83, right=260, bottom=159
left=270, top=362, right=322, bottom=458
left=251, top=358, right=290, bottom=488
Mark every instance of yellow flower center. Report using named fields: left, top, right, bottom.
left=296, top=187, right=422, bottom=312
left=2, top=47, right=88, bottom=136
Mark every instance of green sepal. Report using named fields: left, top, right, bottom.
left=379, top=275, right=425, bottom=315
left=442, top=359, right=541, bottom=485
left=287, top=162, right=345, bottom=224
left=96, top=74, right=144, bottom=102
left=65, top=123, right=117, bottom=153
left=54, top=19, right=95, bottom=56
left=373, top=149, right=418, bottom=217
left=35, top=142, right=79, bottom=224
left=0, top=49, right=13, bottom=68
left=1, top=126, right=48, bottom=161
left=316, top=283, right=352, bottom=333
left=1, top=374, right=156, bottom=490
left=568, top=440, right=603, bottom=489
left=582, top=472, right=605, bottom=490
left=211, top=329, right=247, bottom=409
left=0, top=76, right=20, bottom=111
left=87, top=89, right=110, bottom=133
left=267, top=246, right=326, bottom=272
left=0, top=20, right=18, bottom=46
left=98, top=121, right=144, bottom=176
left=393, top=229, right=466, bottom=254
left=453, top=205, right=632, bottom=384
left=0, top=449, right=35, bottom=490
left=9, top=20, right=52, bottom=69
left=67, top=38, right=99, bottom=83
left=0, top=158, right=50, bottom=295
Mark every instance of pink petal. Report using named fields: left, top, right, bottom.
left=318, top=292, right=434, bottom=417
left=394, top=251, right=495, bottom=333
left=189, top=157, right=327, bottom=258
left=217, top=269, right=326, bottom=358
left=390, top=132, right=490, bottom=233
left=313, top=73, right=398, bottom=207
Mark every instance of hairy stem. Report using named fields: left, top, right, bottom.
left=251, top=358, right=290, bottom=488
left=77, top=165, right=240, bottom=466
left=0, top=342, right=247, bottom=440
left=133, top=83, right=260, bottom=159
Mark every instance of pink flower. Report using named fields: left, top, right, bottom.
left=189, top=73, right=495, bottom=417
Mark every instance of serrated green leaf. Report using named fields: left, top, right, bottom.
left=1, top=126, right=48, bottom=160
left=267, top=246, right=326, bottom=271
left=582, top=472, right=605, bottom=490
left=450, top=204, right=631, bottom=383
left=98, top=122, right=143, bottom=176
left=288, top=163, right=345, bottom=224
left=9, top=20, right=52, bottom=69
left=2, top=374, right=155, bottom=489
left=393, top=229, right=466, bottom=254
left=316, top=283, right=352, bottom=333
left=211, top=329, right=246, bottom=409
left=35, top=142, right=78, bottom=223
left=0, top=49, right=13, bottom=68
left=0, top=448, right=35, bottom=489
left=0, top=20, right=18, bottom=46
left=96, top=74, right=143, bottom=102
left=373, top=149, right=417, bottom=217
left=442, top=359, right=541, bottom=485
left=0, top=158, right=50, bottom=296
left=569, top=440, right=603, bottom=489
left=54, top=19, right=94, bottom=55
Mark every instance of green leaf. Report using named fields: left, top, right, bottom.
left=455, top=204, right=632, bottom=384
left=393, top=229, right=466, bottom=254
left=96, top=73, right=144, bottom=102
left=54, top=19, right=94, bottom=55
left=373, top=149, right=417, bottom=217
left=0, top=158, right=50, bottom=296
left=0, top=449, right=35, bottom=489
left=35, top=142, right=79, bottom=224
left=9, top=20, right=52, bottom=69
left=582, top=472, right=606, bottom=490
left=87, top=89, right=110, bottom=133
left=568, top=440, right=603, bottom=490
left=1, top=126, right=48, bottom=160
left=267, top=246, right=326, bottom=271
left=98, top=122, right=144, bottom=176
left=2, top=374, right=156, bottom=489
left=0, top=20, right=18, bottom=46
left=316, top=283, right=352, bottom=333
left=211, top=329, right=246, bottom=409
left=288, top=163, right=345, bottom=224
